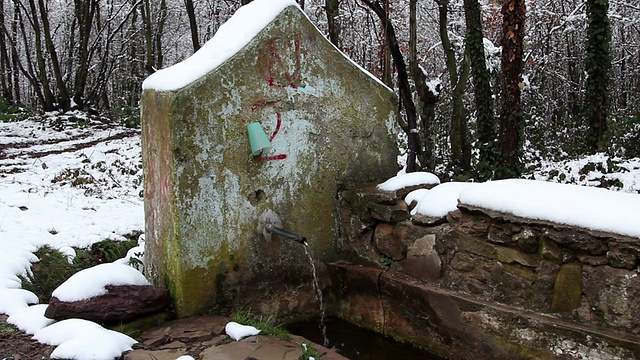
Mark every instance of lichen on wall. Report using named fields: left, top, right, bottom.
left=141, top=5, right=399, bottom=317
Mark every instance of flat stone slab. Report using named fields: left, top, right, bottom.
left=126, top=316, right=348, bottom=360
left=138, top=315, right=227, bottom=347
left=201, top=335, right=348, bottom=360
left=123, top=349, right=188, bottom=360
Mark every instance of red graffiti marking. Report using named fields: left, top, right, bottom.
left=261, top=154, right=287, bottom=161
left=269, top=112, right=282, bottom=141
left=264, top=37, right=302, bottom=89
left=251, top=36, right=306, bottom=162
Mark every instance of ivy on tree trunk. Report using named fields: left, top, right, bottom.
left=584, top=0, right=612, bottom=154
left=464, top=0, right=496, bottom=181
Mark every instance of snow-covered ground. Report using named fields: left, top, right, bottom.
left=0, top=114, right=145, bottom=359
left=0, top=111, right=271, bottom=359
left=2, top=111, right=639, bottom=359
left=0, top=0, right=638, bottom=355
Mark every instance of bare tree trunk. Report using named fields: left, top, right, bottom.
left=155, top=0, right=167, bottom=70
left=185, top=0, right=200, bottom=52
left=36, top=0, right=70, bottom=110
left=325, top=0, right=340, bottom=47
left=0, top=0, right=12, bottom=101
left=22, top=0, right=56, bottom=110
left=410, top=0, right=438, bottom=171
left=72, top=0, right=98, bottom=109
left=141, top=0, right=154, bottom=73
left=380, top=0, right=392, bottom=87
left=464, top=0, right=496, bottom=180
left=362, top=0, right=420, bottom=173
left=496, top=0, right=526, bottom=179
left=11, top=10, right=21, bottom=102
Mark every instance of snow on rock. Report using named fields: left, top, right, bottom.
left=33, top=318, right=137, bottom=360
left=410, top=182, right=477, bottom=217
left=405, top=188, right=430, bottom=207
left=51, top=263, right=149, bottom=302
left=142, top=0, right=298, bottom=91
left=377, top=172, right=440, bottom=191
left=225, top=321, right=261, bottom=341
left=458, top=179, right=640, bottom=238
left=0, top=288, right=38, bottom=316
left=7, top=304, right=55, bottom=334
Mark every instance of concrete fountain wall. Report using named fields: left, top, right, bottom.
left=140, top=3, right=399, bottom=318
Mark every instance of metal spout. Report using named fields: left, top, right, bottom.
left=265, top=223, right=308, bottom=246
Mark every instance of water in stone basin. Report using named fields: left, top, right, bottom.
left=288, top=316, right=445, bottom=360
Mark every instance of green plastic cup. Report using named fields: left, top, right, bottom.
left=247, top=122, right=272, bottom=156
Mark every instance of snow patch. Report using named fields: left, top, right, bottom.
left=33, top=318, right=137, bottom=360
left=7, top=304, right=55, bottom=334
left=225, top=321, right=261, bottom=341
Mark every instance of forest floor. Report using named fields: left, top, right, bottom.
left=0, top=314, right=55, bottom=359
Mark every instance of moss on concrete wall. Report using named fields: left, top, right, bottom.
left=142, top=5, right=399, bottom=317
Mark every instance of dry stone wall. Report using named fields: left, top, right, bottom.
left=331, top=183, right=640, bottom=359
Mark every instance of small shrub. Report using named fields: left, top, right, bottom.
left=0, top=321, right=19, bottom=336
left=91, top=237, right=138, bottom=263
left=0, top=100, right=30, bottom=122
left=111, top=106, right=140, bottom=129
left=233, top=309, right=291, bottom=340
left=379, top=256, right=393, bottom=267
left=20, top=234, right=140, bottom=302
left=20, top=246, right=94, bottom=302
left=73, top=248, right=98, bottom=270
left=299, top=342, right=322, bottom=360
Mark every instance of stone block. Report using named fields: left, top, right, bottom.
left=551, top=263, right=583, bottom=313
left=394, top=253, right=442, bottom=282
left=456, top=235, right=497, bottom=259
left=582, top=265, right=640, bottom=332
left=141, top=3, right=399, bottom=317
left=325, top=262, right=385, bottom=333
left=408, top=234, right=436, bottom=257
left=513, top=228, right=539, bottom=253
left=450, top=252, right=477, bottom=272
left=487, top=224, right=514, bottom=244
left=495, top=246, right=540, bottom=268
left=373, top=223, right=406, bottom=260
left=370, top=200, right=410, bottom=223
left=539, top=237, right=562, bottom=264
left=607, top=247, right=638, bottom=269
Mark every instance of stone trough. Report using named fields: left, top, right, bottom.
left=332, top=184, right=640, bottom=359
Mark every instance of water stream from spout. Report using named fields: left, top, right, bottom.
left=303, top=244, right=328, bottom=346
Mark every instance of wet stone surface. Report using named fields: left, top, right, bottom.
left=124, top=315, right=347, bottom=360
